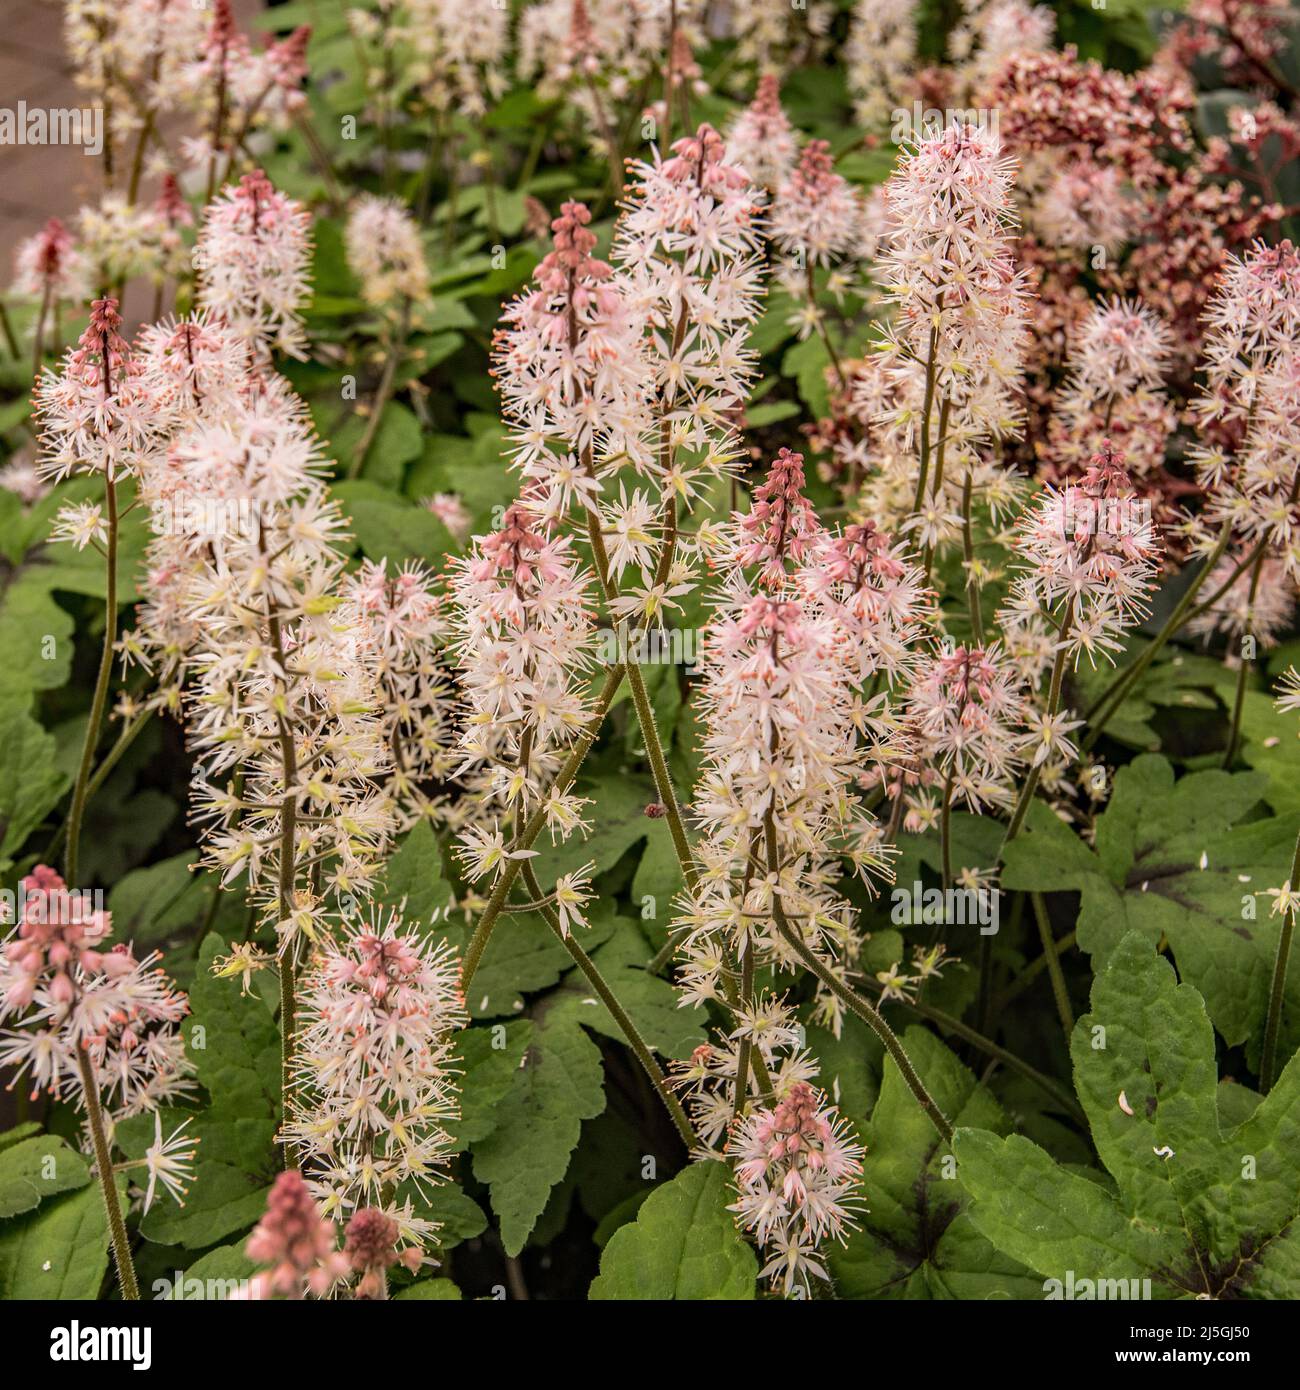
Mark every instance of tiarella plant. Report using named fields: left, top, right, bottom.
left=2, top=0, right=1300, bottom=1314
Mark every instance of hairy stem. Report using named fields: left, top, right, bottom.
left=1031, top=892, right=1073, bottom=1038
left=462, top=666, right=626, bottom=992
left=76, top=1048, right=139, bottom=1301
left=1259, top=829, right=1300, bottom=1093
left=66, top=476, right=119, bottom=886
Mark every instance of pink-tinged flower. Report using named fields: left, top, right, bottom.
left=285, top=908, right=464, bottom=1252
left=1005, top=440, right=1162, bottom=675
left=770, top=139, right=862, bottom=269
left=494, top=199, right=652, bottom=499
left=141, top=1113, right=199, bottom=1213
left=340, top=558, right=459, bottom=829
left=901, top=643, right=1027, bottom=815
left=423, top=491, right=471, bottom=543
left=1046, top=299, right=1178, bottom=503
left=447, top=500, right=598, bottom=839
left=243, top=1171, right=350, bottom=1300
left=345, top=1207, right=422, bottom=1299
left=0, top=865, right=194, bottom=1124
left=1032, top=160, right=1131, bottom=256
left=1195, top=240, right=1300, bottom=429
left=672, top=450, right=903, bottom=1047
left=1059, top=298, right=1172, bottom=403
left=10, top=216, right=90, bottom=303
left=1187, top=551, right=1295, bottom=649
left=729, top=1082, right=865, bottom=1297
left=33, top=297, right=163, bottom=484
left=613, top=123, right=765, bottom=507
left=874, top=121, right=1031, bottom=536
left=725, top=74, right=797, bottom=191
left=196, top=170, right=312, bottom=360
left=732, top=447, right=823, bottom=586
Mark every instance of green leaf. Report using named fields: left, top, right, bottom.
left=1002, top=755, right=1297, bottom=1059
left=450, top=1020, right=534, bottom=1147
left=0, top=1182, right=115, bottom=1299
left=377, top=820, right=458, bottom=938
left=155, top=1244, right=258, bottom=1300
left=0, top=697, right=68, bottom=871
left=333, top=481, right=457, bottom=569
left=956, top=932, right=1300, bottom=1298
left=471, top=1003, right=606, bottom=1256
left=139, top=936, right=281, bottom=1248
left=394, top=1277, right=462, bottom=1299
left=829, top=1029, right=1038, bottom=1299
left=0, top=1135, right=90, bottom=1218
left=589, top=1160, right=757, bottom=1300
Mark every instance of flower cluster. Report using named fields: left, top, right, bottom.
left=196, top=169, right=312, bottom=359
left=345, top=195, right=432, bottom=313
left=729, top=1082, right=865, bottom=1297
left=0, top=865, right=196, bottom=1200
left=285, top=909, right=465, bottom=1251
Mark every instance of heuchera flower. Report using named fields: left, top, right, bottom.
left=243, top=1170, right=350, bottom=1300
left=0, top=865, right=194, bottom=1126
left=770, top=139, right=862, bottom=270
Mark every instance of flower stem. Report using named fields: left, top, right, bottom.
left=772, top=899, right=953, bottom=1142
left=1222, top=542, right=1270, bottom=769
left=348, top=298, right=411, bottom=480
left=940, top=768, right=956, bottom=892
left=879, top=982, right=1086, bottom=1126
left=961, top=470, right=984, bottom=643
left=1259, top=829, right=1300, bottom=1093
left=1081, top=519, right=1233, bottom=752
left=585, top=504, right=699, bottom=895
left=805, top=261, right=847, bottom=391
left=1000, top=602, right=1073, bottom=860
left=763, top=791, right=953, bottom=1143
left=520, top=862, right=696, bottom=1147
left=911, top=327, right=939, bottom=514
left=76, top=1048, right=139, bottom=1301
left=65, top=476, right=119, bottom=887
left=1031, top=892, right=1073, bottom=1038
left=47, top=703, right=154, bottom=864
left=462, top=666, right=626, bottom=992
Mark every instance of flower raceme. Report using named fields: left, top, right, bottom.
left=729, top=1082, right=866, bottom=1297
left=0, top=865, right=196, bottom=1208
left=724, top=74, right=797, bottom=193
left=1004, top=442, right=1162, bottom=679
left=284, top=909, right=465, bottom=1253
left=345, top=194, right=432, bottom=313
left=493, top=198, right=652, bottom=503
left=196, top=169, right=312, bottom=360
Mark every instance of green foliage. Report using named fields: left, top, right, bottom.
left=590, top=1160, right=758, bottom=1300
left=956, top=934, right=1300, bottom=1299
